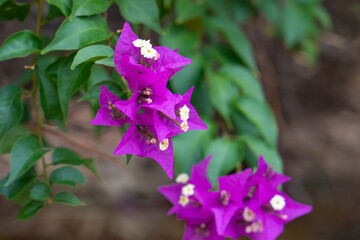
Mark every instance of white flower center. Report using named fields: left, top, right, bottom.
left=270, top=194, right=286, bottom=211
left=181, top=183, right=195, bottom=196
left=176, top=173, right=189, bottom=184
left=179, top=195, right=189, bottom=207
left=180, top=122, right=189, bottom=132
left=243, top=206, right=256, bottom=222
left=132, top=39, right=151, bottom=48
left=179, top=105, right=190, bottom=122
left=141, top=46, right=158, bottom=59
left=159, top=138, right=169, bottom=151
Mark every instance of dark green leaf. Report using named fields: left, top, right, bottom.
left=0, top=30, right=41, bottom=61
left=173, top=121, right=215, bottom=174
left=239, top=135, right=282, bottom=173
left=206, top=137, right=243, bottom=185
left=16, top=200, right=44, bottom=220
left=53, top=191, right=85, bottom=206
left=6, top=136, right=48, bottom=186
left=71, top=44, right=114, bottom=70
left=95, top=55, right=115, bottom=67
left=0, top=168, right=36, bottom=200
left=42, top=15, right=111, bottom=54
left=207, top=17, right=256, bottom=71
left=43, top=3, right=65, bottom=24
left=0, top=0, right=30, bottom=21
left=79, top=80, right=125, bottom=101
left=48, top=0, right=72, bottom=17
left=126, top=154, right=132, bottom=165
left=57, top=54, right=92, bottom=121
left=52, top=147, right=85, bottom=165
left=234, top=97, right=278, bottom=147
left=219, top=64, right=264, bottom=102
left=50, top=166, right=86, bottom=186
left=115, top=0, right=161, bottom=33
left=208, top=71, right=238, bottom=127
left=0, top=85, right=23, bottom=136
left=87, top=65, right=111, bottom=88
left=0, top=125, right=31, bottom=154
left=83, top=158, right=101, bottom=179
left=175, top=0, right=204, bottom=24
left=30, top=181, right=51, bottom=201
left=71, top=0, right=111, bottom=17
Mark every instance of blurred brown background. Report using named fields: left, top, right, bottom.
left=1, top=0, right=360, bottom=239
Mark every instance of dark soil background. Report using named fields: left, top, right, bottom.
left=1, top=0, right=360, bottom=239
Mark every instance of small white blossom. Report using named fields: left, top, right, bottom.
left=132, top=39, right=151, bottom=48
left=270, top=194, right=286, bottom=211
left=159, top=138, right=169, bottom=151
left=180, top=122, right=189, bottom=132
left=141, top=46, right=158, bottom=59
left=243, top=206, right=256, bottom=222
left=181, top=183, right=195, bottom=196
left=179, top=105, right=190, bottom=122
left=176, top=173, right=189, bottom=184
left=179, top=195, right=189, bottom=207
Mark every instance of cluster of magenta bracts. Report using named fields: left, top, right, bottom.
left=91, top=22, right=207, bottom=179
left=159, top=156, right=312, bottom=240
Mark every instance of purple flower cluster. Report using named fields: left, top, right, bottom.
left=159, top=156, right=312, bottom=240
left=91, top=22, right=207, bottom=179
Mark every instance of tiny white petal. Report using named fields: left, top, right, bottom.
left=270, top=194, right=286, bottom=211
left=181, top=183, right=195, bottom=196
left=141, top=46, right=158, bottom=59
left=133, top=39, right=151, bottom=48
left=179, top=195, right=189, bottom=207
left=180, top=122, right=189, bottom=132
left=176, top=173, right=189, bottom=184
left=159, top=138, right=169, bottom=151
left=179, top=105, right=190, bottom=122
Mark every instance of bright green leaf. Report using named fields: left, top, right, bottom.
left=95, top=55, right=115, bottom=67
left=235, top=97, right=278, bottom=147
left=42, top=15, right=111, bottom=54
left=53, top=191, right=85, bottom=206
left=71, top=44, right=114, bottom=70
left=16, top=200, right=44, bottom=220
left=0, top=30, right=41, bottom=61
left=79, top=80, right=125, bottom=101
left=6, top=136, right=48, bottom=186
left=30, top=181, right=51, bottom=201
left=115, top=0, right=161, bottom=33
left=50, top=166, right=86, bottom=186
left=219, top=64, right=264, bottom=102
left=71, top=0, right=111, bottom=17
left=0, top=125, right=31, bottom=154
left=48, top=0, right=72, bottom=17
left=206, top=137, right=243, bottom=185
left=0, top=0, right=30, bottom=21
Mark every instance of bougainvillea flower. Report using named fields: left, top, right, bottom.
left=224, top=178, right=312, bottom=240
left=158, top=156, right=213, bottom=220
left=91, top=85, right=136, bottom=126
left=200, top=169, right=252, bottom=235
left=184, top=219, right=225, bottom=240
left=114, top=112, right=174, bottom=179
left=153, top=87, right=208, bottom=142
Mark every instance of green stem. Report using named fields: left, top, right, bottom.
left=32, top=0, right=47, bottom=181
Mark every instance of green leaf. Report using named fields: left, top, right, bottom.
left=0, top=168, right=36, bottom=200
left=234, top=97, right=278, bottom=147
left=43, top=4, right=65, bottom=24
left=239, top=135, right=282, bottom=173
left=312, top=5, right=331, bottom=29
left=30, top=181, right=51, bottom=201
left=175, top=0, right=204, bottom=24
left=207, top=17, right=256, bottom=71
left=52, top=147, right=85, bottom=165
left=79, top=80, right=124, bottom=101
left=0, top=125, right=31, bottom=154
left=115, top=0, right=161, bottom=33
left=6, top=136, right=48, bottom=186
left=71, top=44, right=114, bottom=70
left=0, top=0, right=7, bottom=7
left=126, top=154, right=132, bottom=165
left=0, top=0, right=30, bottom=21
left=57, top=54, right=92, bottom=121
left=71, top=0, right=111, bottom=17
left=50, top=166, right=86, bottom=186
left=95, top=55, right=115, bottom=67
left=0, top=30, right=41, bottom=61
left=87, top=64, right=111, bottom=88
left=206, top=137, right=243, bottom=185
left=219, top=64, right=264, bottom=102
left=208, top=71, right=238, bottom=127
left=0, top=85, right=23, bottom=137
left=16, top=200, right=44, bottom=220
left=53, top=191, right=85, bottom=206
left=48, top=0, right=72, bottom=17
left=173, top=121, right=215, bottom=174
left=83, top=158, right=101, bottom=179
left=37, top=61, right=62, bottom=120
left=42, top=15, right=111, bottom=54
